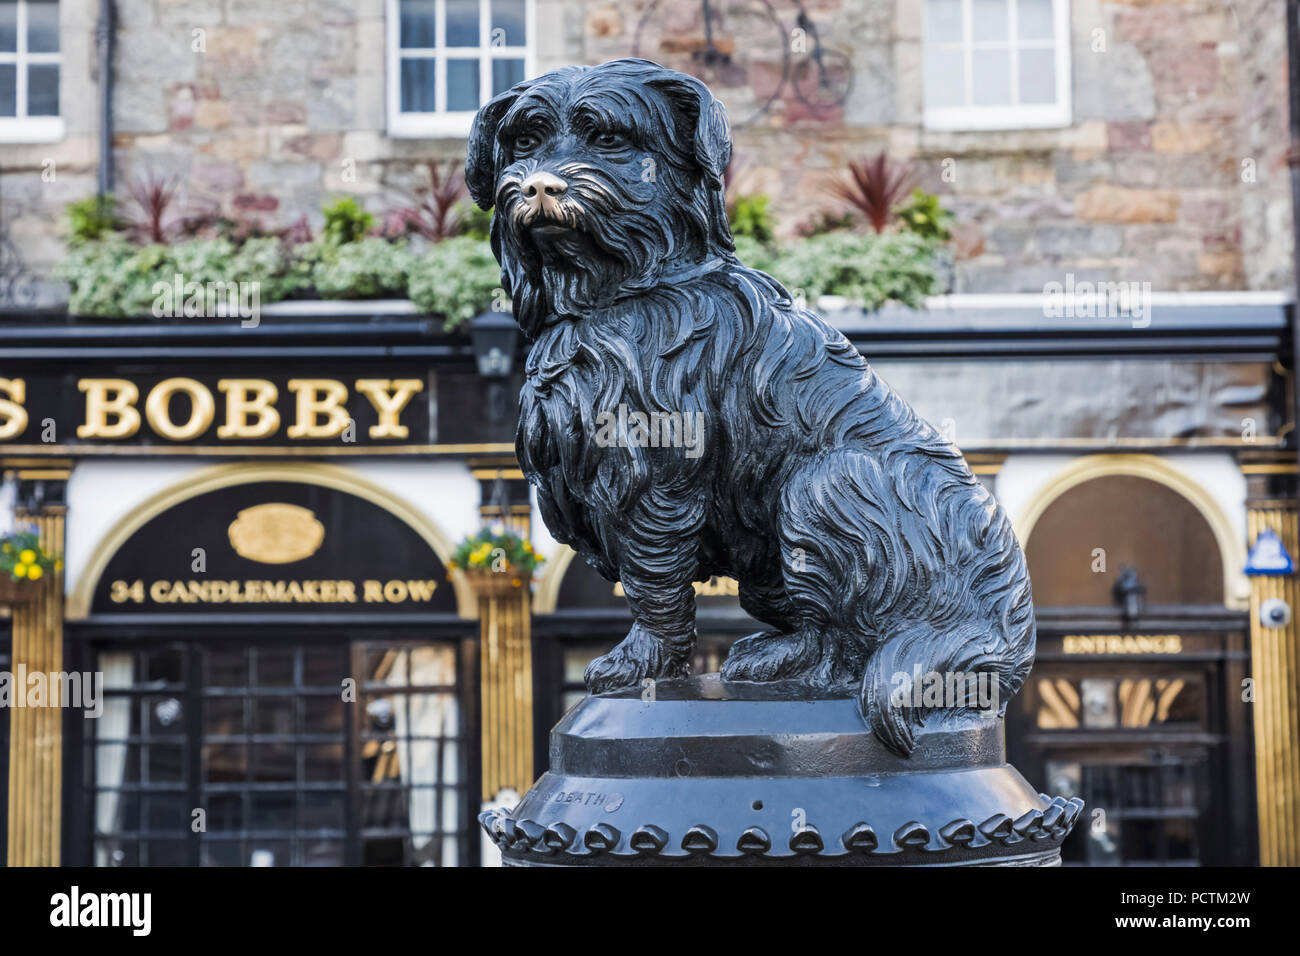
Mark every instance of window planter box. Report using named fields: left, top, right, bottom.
left=0, top=576, right=43, bottom=604
left=462, top=569, right=530, bottom=599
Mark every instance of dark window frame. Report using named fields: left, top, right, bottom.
left=63, top=622, right=479, bottom=867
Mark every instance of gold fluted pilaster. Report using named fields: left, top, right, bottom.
left=6, top=506, right=65, bottom=866
left=473, top=575, right=533, bottom=800
left=1247, top=504, right=1300, bottom=865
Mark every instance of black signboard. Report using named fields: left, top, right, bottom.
left=91, top=480, right=456, bottom=615
left=0, top=368, right=435, bottom=450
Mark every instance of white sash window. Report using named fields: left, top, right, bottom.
left=387, top=0, right=536, bottom=139
left=923, top=0, right=1071, bottom=131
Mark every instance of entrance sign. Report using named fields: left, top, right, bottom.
left=1062, top=634, right=1183, bottom=655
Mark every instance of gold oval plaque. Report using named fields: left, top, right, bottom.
left=228, top=503, right=325, bottom=564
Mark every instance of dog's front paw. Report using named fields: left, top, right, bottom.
left=584, top=651, right=650, bottom=695
left=585, top=623, right=692, bottom=694
left=721, top=629, right=817, bottom=683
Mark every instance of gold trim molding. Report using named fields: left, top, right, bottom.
left=5, top=511, right=64, bottom=865
left=532, top=545, right=579, bottom=615
left=1240, top=463, right=1298, bottom=475
left=0, top=442, right=515, bottom=458
left=65, top=462, right=478, bottom=620
left=955, top=436, right=1285, bottom=449
left=1247, top=507, right=1300, bottom=865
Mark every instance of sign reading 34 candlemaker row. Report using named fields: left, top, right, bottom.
left=90, top=481, right=456, bottom=615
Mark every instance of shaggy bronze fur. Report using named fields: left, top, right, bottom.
left=467, top=59, right=1034, bottom=756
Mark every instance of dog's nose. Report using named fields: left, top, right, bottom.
left=521, top=171, right=568, bottom=199
left=520, top=171, right=568, bottom=220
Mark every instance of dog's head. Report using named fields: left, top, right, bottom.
left=466, top=58, right=734, bottom=336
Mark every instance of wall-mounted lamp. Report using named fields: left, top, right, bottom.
left=469, top=310, right=519, bottom=423
left=1112, top=566, right=1146, bottom=621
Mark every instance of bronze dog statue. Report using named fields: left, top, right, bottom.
left=466, top=58, right=1034, bottom=756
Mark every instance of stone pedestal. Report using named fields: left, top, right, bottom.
left=481, top=674, right=1082, bottom=866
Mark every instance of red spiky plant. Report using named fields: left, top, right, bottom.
left=388, top=160, right=468, bottom=241
left=829, top=152, right=914, bottom=234
left=126, top=173, right=181, bottom=244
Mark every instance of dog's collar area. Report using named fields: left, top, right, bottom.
left=535, top=256, right=732, bottom=328
left=608, top=256, right=728, bottom=304
left=656, top=256, right=727, bottom=286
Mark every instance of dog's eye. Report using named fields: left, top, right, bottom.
left=511, top=133, right=539, bottom=154
left=592, top=131, right=628, bottom=150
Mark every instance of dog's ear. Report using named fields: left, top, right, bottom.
left=465, top=82, right=531, bottom=210
left=648, top=73, right=732, bottom=188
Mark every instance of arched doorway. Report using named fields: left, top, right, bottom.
left=64, top=464, right=481, bottom=867
left=1007, top=459, right=1255, bottom=866
left=1025, top=474, right=1224, bottom=607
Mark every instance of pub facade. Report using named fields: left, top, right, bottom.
left=1, top=0, right=1299, bottom=867
left=1, top=294, right=1295, bottom=867
left=2, top=313, right=504, bottom=866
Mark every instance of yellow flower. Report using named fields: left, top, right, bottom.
left=19, top=549, right=36, bottom=564
left=511, top=577, right=522, bottom=587
left=27, top=565, right=43, bottom=581
left=1, top=542, right=12, bottom=553
left=13, top=563, right=28, bottom=578
left=54, top=559, right=63, bottom=571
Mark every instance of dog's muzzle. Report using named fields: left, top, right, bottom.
left=520, top=171, right=569, bottom=224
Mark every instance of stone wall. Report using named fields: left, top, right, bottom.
left=107, top=0, right=576, bottom=242
left=0, top=0, right=97, bottom=305
left=925, top=0, right=1260, bottom=292
left=589, top=0, right=1287, bottom=294
left=0, top=0, right=581, bottom=302
left=0, top=0, right=1292, bottom=303
left=1233, top=0, right=1294, bottom=291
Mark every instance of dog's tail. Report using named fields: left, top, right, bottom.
left=859, top=616, right=1030, bottom=757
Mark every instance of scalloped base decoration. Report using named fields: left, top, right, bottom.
left=480, top=674, right=1083, bottom=866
